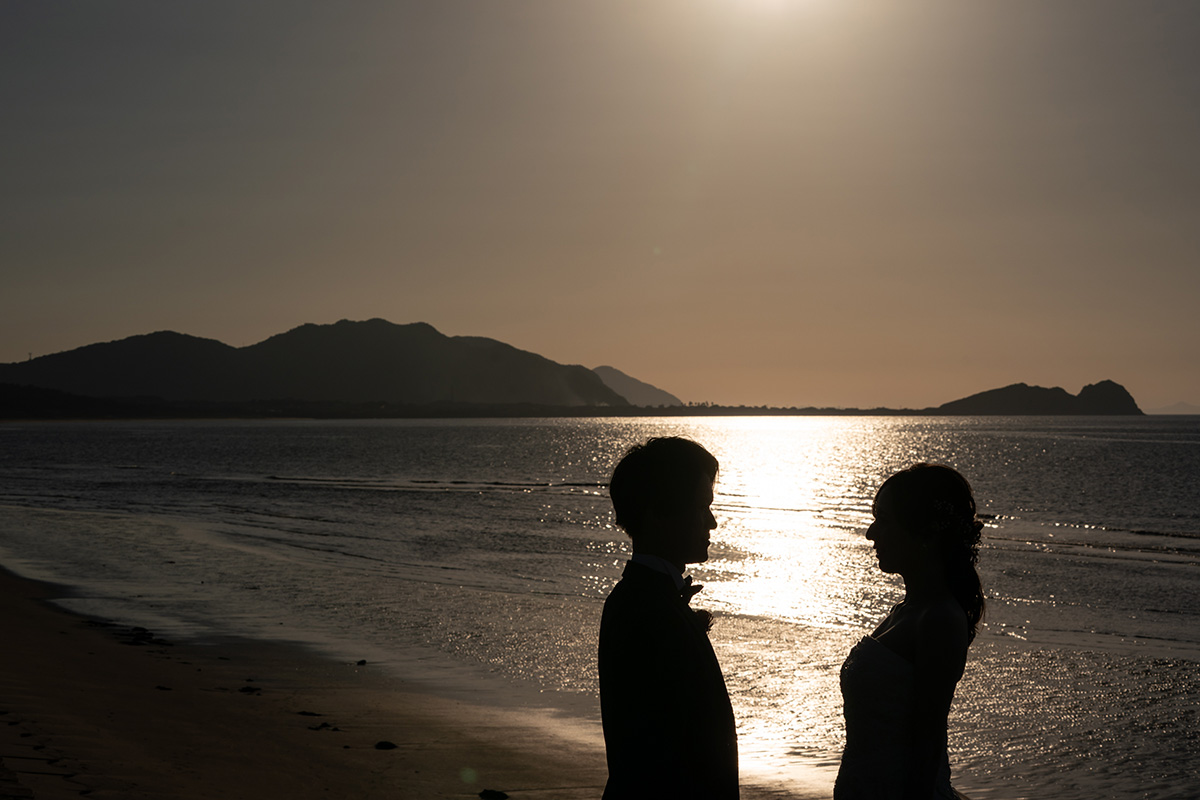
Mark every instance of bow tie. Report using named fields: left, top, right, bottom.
left=680, top=576, right=704, bottom=604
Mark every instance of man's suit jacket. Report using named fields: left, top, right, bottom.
left=598, top=560, right=739, bottom=800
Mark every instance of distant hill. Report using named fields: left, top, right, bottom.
left=0, top=383, right=130, bottom=419
left=0, top=319, right=628, bottom=408
left=592, top=366, right=682, bottom=407
left=1146, top=401, right=1200, bottom=415
left=932, top=380, right=1143, bottom=415
left=0, top=325, right=1146, bottom=418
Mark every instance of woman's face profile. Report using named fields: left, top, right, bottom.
left=866, top=488, right=916, bottom=575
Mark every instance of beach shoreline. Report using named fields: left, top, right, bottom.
left=0, top=564, right=617, bottom=799
left=0, top=563, right=823, bottom=799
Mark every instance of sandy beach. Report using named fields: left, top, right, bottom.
left=0, top=564, right=820, bottom=799
left=0, top=564, right=618, bottom=799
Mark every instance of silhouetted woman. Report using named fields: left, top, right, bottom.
left=835, top=464, right=984, bottom=800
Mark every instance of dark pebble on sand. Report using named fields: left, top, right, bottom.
left=479, top=791, right=509, bottom=800
left=297, top=711, right=322, bottom=716
left=155, top=685, right=172, bottom=691
left=374, top=741, right=397, bottom=750
left=356, top=659, right=367, bottom=665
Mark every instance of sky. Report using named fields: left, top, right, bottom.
left=3, top=1, right=1198, bottom=409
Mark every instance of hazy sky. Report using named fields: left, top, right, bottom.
left=3, top=1, right=1198, bottom=408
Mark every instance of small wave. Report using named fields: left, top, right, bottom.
left=1143, top=607, right=1200, bottom=617
left=991, top=515, right=1200, bottom=543
left=258, top=474, right=605, bottom=494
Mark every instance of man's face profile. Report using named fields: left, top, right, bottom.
left=656, top=474, right=717, bottom=567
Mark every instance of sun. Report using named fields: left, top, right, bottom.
left=734, top=0, right=804, bottom=11
left=720, top=0, right=827, bottom=22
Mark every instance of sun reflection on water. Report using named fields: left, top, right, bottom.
left=673, top=417, right=903, bottom=629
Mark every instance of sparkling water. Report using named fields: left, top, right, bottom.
left=1, top=416, right=1197, bottom=799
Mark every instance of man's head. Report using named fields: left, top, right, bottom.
left=609, top=437, right=718, bottom=568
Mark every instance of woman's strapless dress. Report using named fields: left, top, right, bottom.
left=834, top=635, right=958, bottom=800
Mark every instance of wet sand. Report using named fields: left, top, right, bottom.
left=0, top=565, right=815, bottom=799
left=0, top=565, right=614, bottom=799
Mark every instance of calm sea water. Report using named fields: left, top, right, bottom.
left=1, top=416, right=1198, bottom=799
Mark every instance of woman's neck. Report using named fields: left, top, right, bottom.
left=901, top=562, right=950, bottom=603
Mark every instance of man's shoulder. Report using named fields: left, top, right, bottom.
left=600, top=571, right=693, bottom=665
left=605, top=563, right=675, bottom=600
left=602, top=565, right=677, bottom=620
left=604, top=573, right=652, bottom=609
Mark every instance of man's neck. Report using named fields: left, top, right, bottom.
left=630, top=552, right=686, bottom=590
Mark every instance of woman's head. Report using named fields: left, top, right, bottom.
left=872, top=463, right=985, bottom=641
left=874, top=464, right=982, bottom=562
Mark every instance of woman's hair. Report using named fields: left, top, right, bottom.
left=876, top=463, right=985, bottom=642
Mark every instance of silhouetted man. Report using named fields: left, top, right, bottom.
left=599, top=437, right=738, bottom=800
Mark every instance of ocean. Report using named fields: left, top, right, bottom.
left=1, top=416, right=1198, bottom=799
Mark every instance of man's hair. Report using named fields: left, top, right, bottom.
left=609, top=437, right=718, bottom=538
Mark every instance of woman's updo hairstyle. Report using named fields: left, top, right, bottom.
left=876, top=463, right=985, bottom=642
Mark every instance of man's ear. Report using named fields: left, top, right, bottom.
left=640, top=505, right=671, bottom=538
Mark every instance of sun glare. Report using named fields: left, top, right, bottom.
left=685, top=417, right=881, bottom=629
left=726, top=0, right=823, bottom=15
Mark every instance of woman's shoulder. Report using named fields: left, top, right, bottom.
left=910, top=595, right=969, bottom=673
left=909, top=595, right=968, bottom=644
left=912, top=594, right=968, bottom=629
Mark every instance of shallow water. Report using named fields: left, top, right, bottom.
left=1, top=416, right=1198, bottom=798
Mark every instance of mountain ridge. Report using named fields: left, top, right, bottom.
left=0, top=319, right=627, bottom=408
left=0, top=320, right=1144, bottom=417
left=592, top=365, right=683, bottom=407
